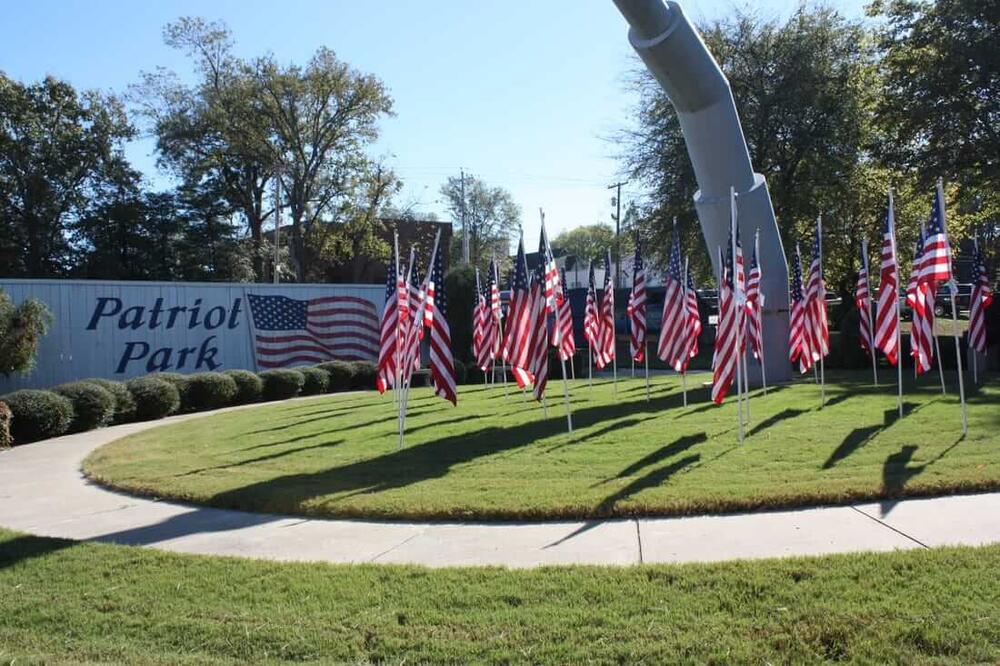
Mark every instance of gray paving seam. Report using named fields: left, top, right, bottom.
left=849, top=505, right=931, bottom=549
left=369, top=531, right=425, bottom=563
left=634, top=519, right=644, bottom=564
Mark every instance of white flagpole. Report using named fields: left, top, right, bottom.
left=682, top=256, right=690, bottom=407
left=937, top=178, right=968, bottom=434
left=493, top=255, right=510, bottom=400
left=816, top=214, right=826, bottom=408
left=588, top=346, right=593, bottom=387
left=542, top=208, right=573, bottom=433
left=731, top=188, right=745, bottom=443
left=398, top=246, right=416, bottom=450
left=863, top=239, right=878, bottom=386
left=934, top=333, right=946, bottom=394
left=392, top=230, right=401, bottom=409
left=644, top=340, right=651, bottom=402
left=888, top=187, right=904, bottom=417
left=754, top=230, right=768, bottom=396
left=972, top=234, right=979, bottom=385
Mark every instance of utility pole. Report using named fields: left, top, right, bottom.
left=461, top=169, right=470, bottom=264
left=273, top=171, right=281, bottom=284
left=607, top=181, right=627, bottom=288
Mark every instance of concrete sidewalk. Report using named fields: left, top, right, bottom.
left=2, top=405, right=999, bottom=568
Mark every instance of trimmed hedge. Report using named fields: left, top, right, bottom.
left=185, top=372, right=238, bottom=411
left=350, top=360, right=377, bottom=390
left=317, top=361, right=354, bottom=392
left=223, top=369, right=263, bottom=404
left=54, top=381, right=116, bottom=432
left=0, top=401, right=11, bottom=449
left=0, top=390, right=74, bottom=443
left=149, top=372, right=191, bottom=409
left=82, top=378, right=136, bottom=424
left=259, top=369, right=305, bottom=401
left=126, top=377, right=181, bottom=421
left=299, top=367, right=329, bottom=395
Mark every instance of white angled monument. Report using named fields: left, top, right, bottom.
left=613, top=0, right=791, bottom=383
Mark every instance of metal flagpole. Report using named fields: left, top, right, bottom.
left=863, top=239, right=878, bottom=386
left=755, top=230, right=768, bottom=396
left=888, top=187, right=903, bottom=418
left=731, top=188, right=745, bottom=444
left=542, top=208, right=573, bottom=433
left=493, top=256, right=510, bottom=400
left=937, top=178, right=968, bottom=434
left=398, top=246, right=416, bottom=450
left=570, top=354, right=576, bottom=380
left=644, top=340, right=651, bottom=402
left=588, top=346, right=593, bottom=387
left=933, top=335, right=946, bottom=394
left=682, top=256, right=690, bottom=407
left=817, top=214, right=826, bottom=408
left=972, top=234, right=979, bottom=385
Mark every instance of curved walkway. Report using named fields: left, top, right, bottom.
left=2, top=398, right=999, bottom=568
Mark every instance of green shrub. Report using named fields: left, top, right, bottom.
left=185, top=372, right=238, bottom=411
left=126, top=377, right=181, bottom=421
left=299, top=367, right=329, bottom=395
left=0, top=390, right=74, bottom=443
left=453, top=359, right=468, bottom=385
left=149, top=372, right=190, bottom=409
left=259, top=369, right=305, bottom=401
left=54, top=381, right=116, bottom=432
left=0, top=289, right=53, bottom=376
left=317, top=360, right=355, bottom=392
left=223, top=369, right=263, bottom=404
left=84, top=378, right=136, bottom=424
left=0, top=401, right=11, bottom=449
left=350, top=360, right=377, bottom=390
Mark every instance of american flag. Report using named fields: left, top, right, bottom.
left=504, top=235, right=534, bottom=388
left=874, top=198, right=900, bottom=366
left=657, top=230, right=686, bottom=370
left=681, top=267, right=701, bottom=370
left=855, top=242, right=874, bottom=357
left=969, top=243, right=993, bottom=354
left=425, top=241, right=456, bottom=404
left=527, top=247, right=550, bottom=401
left=805, top=225, right=829, bottom=360
left=627, top=237, right=647, bottom=362
left=712, top=246, right=738, bottom=404
left=555, top=266, right=576, bottom=362
left=908, top=228, right=935, bottom=374
left=473, top=268, right=493, bottom=372
left=584, top=261, right=600, bottom=350
left=400, top=254, right=424, bottom=383
left=919, top=187, right=952, bottom=286
left=540, top=221, right=560, bottom=314
left=489, top=257, right=502, bottom=358
left=247, top=293, right=379, bottom=369
left=376, top=239, right=402, bottom=393
left=595, top=249, right=616, bottom=369
left=789, top=243, right=814, bottom=373
left=745, top=231, right=763, bottom=361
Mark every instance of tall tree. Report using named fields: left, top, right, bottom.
left=252, top=47, right=395, bottom=281
left=620, top=7, right=880, bottom=286
left=440, top=174, right=521, bottom=272
left=552, top=224, right=615, bottom=265
left=0, top=74, right=134, bottom=277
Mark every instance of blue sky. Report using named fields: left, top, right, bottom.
left=1, top=0, right=868, bottom=244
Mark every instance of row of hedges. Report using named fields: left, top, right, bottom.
left=0, top=360, right=380, bottom=447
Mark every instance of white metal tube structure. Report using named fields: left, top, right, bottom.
left=613, top=0, right=790, bottom=384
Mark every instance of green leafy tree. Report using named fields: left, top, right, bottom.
left=552, top=224, right=615, bottom=266
left=0, top=74, right=134, bottom=277
left=0, top=289, right=53, bottom=376
left=621, top=7, right=881, bottom=286
left=440, top=175, right=521, bottom=272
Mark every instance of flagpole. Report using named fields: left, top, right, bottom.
left=588, top=346, right=593, bottom=387
left=937, top=178, right=968, bottom=435
left=731, top=187, right=745, bottom=444
left=682, top=256, right=690, bottom=407
left=816, top=214, right=826, bottom=408
left=754, top=230, right=768, bottom=396
left=393, top=230, right=401, bottom=409
left=644, top=340, right=650, bottom=402
left=972, top=234, right=979, bottom=385
left=863, top=239, right=878, bottom=386
left=888, top=187, right=903, bottom=418
left=398, top=246, right=416, bottom=450
left=541, top=207, right=573, bottom=433
left=493, top=257, right=510, bottom=400
left=934, top=334, right=946, bottom=395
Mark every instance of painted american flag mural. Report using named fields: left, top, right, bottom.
left=247, top=293, right=379, bottom=368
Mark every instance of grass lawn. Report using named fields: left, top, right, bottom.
left=1, top=528, right=999, bottom=663
left=83, top=370, right=1000, bottom=521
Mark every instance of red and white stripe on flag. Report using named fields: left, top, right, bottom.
left=712, top=247, right=738, bottom=404
left=855, top=246, right=874, bottom=356
left=595, top=250, right=616, bottom=369
left=627, top=241, right=647, bottom=362
left=969, top=245, right=993, bottom=354
left=874, top=200, right=900, bottom=366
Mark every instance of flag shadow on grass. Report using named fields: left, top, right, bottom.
left=206, top=391, right=703, bottom=518
left=822, top=402, right=922, bottom=470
